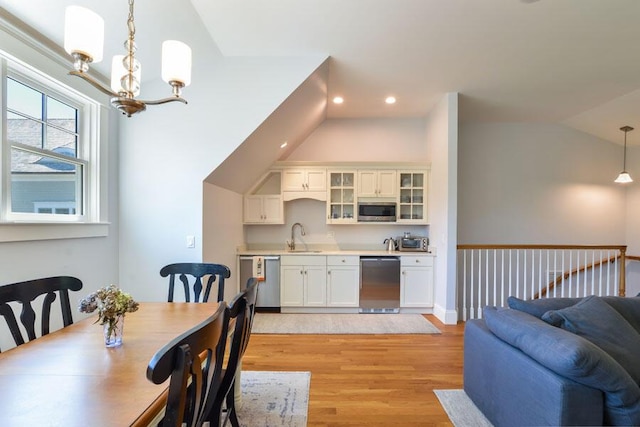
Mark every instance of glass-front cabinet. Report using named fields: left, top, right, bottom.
left=327, top=171, right=356, bottom=224
left=398, top=171, right=427, bottom=223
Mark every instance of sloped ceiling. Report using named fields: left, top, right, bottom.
left=205, top=59, right=329, bottom=194
left=3, top=0, right=640, bottom=145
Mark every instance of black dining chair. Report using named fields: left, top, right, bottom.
left=147, top=302, right=230, bottom=427
left=0, top=276, right=83, bottom=350
left=159, top=263, right=231, bottom=303
left=208, top=278, right=259, bottom=427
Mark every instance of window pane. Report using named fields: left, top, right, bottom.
left=7, top=78, right=43, bottom=120
left=47, top=97, right=77, bottom=132
left=7, top=115, right=43, bottom=148
left=11, top=147, right=82, bottom=215
left=46, top=127, right=77, bottom=157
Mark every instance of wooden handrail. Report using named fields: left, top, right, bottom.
left=458, top=244, right=626, bottom=250
left=536, top=254, right=620, bottom=299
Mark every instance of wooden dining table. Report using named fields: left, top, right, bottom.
left=0, top=302, right=221, bottom=427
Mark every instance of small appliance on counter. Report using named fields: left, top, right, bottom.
left=383, top=237, right=398, bottom=252
left=397, top=234, right=429, bottom=252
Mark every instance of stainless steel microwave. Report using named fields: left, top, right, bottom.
left=357, top=202, right=396, bottom=222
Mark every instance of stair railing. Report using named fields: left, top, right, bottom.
left=456, top=244, right=627, bottom=321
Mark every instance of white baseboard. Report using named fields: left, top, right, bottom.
left=433, top=303, right=458, bottom=325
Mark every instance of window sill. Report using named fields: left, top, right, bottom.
left=0, top=222, right=110, bottom=242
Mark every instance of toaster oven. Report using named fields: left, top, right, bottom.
left=398, top=236, right=429, bottom=252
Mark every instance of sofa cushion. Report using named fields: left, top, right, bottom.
left=541, top=295, right=640, bottom=385
left=484, top=306, right=640, bottom=426
left=509, top=295, right=640, bottom=334
left=507, top=295, right=581, bottom=318
left=601, top=295, right=640, bottom=334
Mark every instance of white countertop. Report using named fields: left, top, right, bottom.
left=237, top=249, right=435, bottom=256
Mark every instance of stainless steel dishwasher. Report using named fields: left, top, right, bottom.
left=359, top=256, right=401, bottom=313
left=239, top=256, right=281, bottom=312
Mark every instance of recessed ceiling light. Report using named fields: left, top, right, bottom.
left=385, top=96, right=396, bottom=104
left=333, top=96, right=344, bottom=104
left=280, top=141, right=288, bottom=148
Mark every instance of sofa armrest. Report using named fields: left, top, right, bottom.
left=464, top=319, right=603, bottom=426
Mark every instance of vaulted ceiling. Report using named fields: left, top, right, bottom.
left=2, top=0, right=640, bottom=144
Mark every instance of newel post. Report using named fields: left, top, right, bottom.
left=620, top=246, right=627, bottom=297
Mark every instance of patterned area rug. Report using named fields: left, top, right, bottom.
left=434, top=389, right=494, bottom=427
left=252, top=313, right=441, bottom=334
left=237, top=371, right=310, bottom=427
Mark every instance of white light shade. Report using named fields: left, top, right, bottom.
left=64, top=6, right=104, bottom=63
left=614, top=171, right=633, bottom=184
left=110, top=55, right=141, bottom=96
left=161, top=40, right=192, bottom=86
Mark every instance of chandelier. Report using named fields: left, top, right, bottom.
left=614, top=126, right=633, bottom=184
left=64, top=0, right=191, bottom=117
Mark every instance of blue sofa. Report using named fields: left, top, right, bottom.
left=464, top=295, right=640, bottom=426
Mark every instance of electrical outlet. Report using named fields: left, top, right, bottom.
left=186, top=235, right=195, bottom=248
left=326, top=231, right=335, bottom=238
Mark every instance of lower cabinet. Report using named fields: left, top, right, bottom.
left=280, top=256, right=327, bottom=307
left=400, top=255, right=434, bottom=308
left=281, top=255, right=359, bottom=307
left=326, top=256, right=359, bottom=307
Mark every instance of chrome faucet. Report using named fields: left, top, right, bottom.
left=287, top=222, right=306, bottom=251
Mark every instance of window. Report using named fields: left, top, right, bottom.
left=1, top=53, right=100, bottom=225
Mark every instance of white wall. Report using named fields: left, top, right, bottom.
left=202, top=183, right=244, bottom=299
left=624, top=147, right=640, bottom=296
left=286, top=117, right=427, bottom=162
left=117, top=28, right=327, bottom=301
left=0, top=26, right=121, bottom=350
left=458, top=123, right=627, bottom=244
left=424, top=93, right=458, bottom=324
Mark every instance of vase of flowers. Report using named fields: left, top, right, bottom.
left=79, top=284, right=139, bottom=347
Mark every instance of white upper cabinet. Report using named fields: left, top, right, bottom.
left=243, top=171, right=284, bottom=224
left=282, top=168, right=327, bottom=201
left=358, top=170, right=397, bottom=198
left=398, top=170, right=428, bottom=223
left=327, top=170, right=356, bottom=224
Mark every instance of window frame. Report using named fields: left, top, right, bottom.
left=0, top=52, right=101, bottom=226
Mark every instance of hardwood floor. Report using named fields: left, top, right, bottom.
left=241, top=315, right=465, bottom=426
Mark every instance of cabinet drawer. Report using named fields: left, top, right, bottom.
left=400, top=256, right=434, bottom=267
left=327, top=255, right=359, bottom=266
left=280, top=255, right=327, bottom=266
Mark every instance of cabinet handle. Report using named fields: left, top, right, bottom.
left=328, top=270, right=331, bottom=275
left=300, top=270, right=303, bottom=275
left=415, top=259, right=420, bottom=263
left=341, top=259, right=345, bottom=263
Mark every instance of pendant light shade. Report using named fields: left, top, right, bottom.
left=615, top=126, right=633, bottom=184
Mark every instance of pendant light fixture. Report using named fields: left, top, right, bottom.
left=614, top=126, right=634, bottom=184
left=64, top=0, right=191, bottom=117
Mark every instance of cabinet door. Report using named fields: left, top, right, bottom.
left=401, top=266, right=434, bottom=307
left=243, top=196, right=264, bottom=223
left=357, top=170, right=378, bottom=197
left=282, top=169, right=306, bottom=191
left=306, top=169, right=326, bottom=192
left=280, top=266, right=304, bottom=306
left=262, top=195, right=283, bottom=223
left=304, top=266, right=327, bottom=306
left=377, top=170, right=397, bottom=198
left=327, top=266, right=359, bottom=307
